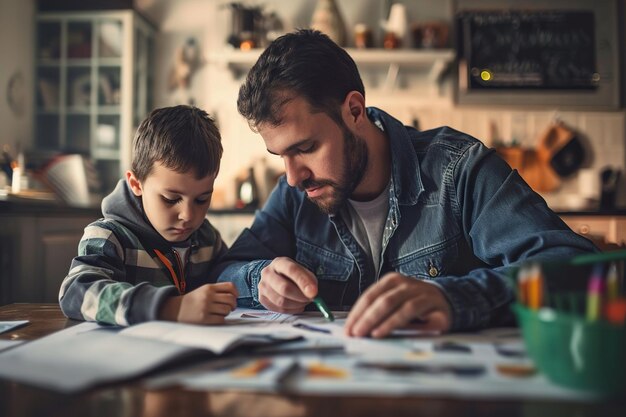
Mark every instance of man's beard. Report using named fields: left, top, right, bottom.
left=299, top=126, right=368, bottom=215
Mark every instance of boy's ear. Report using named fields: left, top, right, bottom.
left=126, top=171, right=143, bottom=197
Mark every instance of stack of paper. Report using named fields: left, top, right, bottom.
left=0, top=320, right=301, bottom=393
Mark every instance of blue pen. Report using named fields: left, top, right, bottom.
left=293, top=322, right=331, bottom=334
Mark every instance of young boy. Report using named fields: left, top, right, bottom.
left=59, top=105, right=238, bottom=326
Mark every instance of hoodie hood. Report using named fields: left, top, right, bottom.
left=102, top=179, right=171, bottom=250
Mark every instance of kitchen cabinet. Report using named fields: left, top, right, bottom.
left=0, top=208, right=101, bottom=305
left=35, top=10, right=154, bottom=195
left=559, top=214, right=626, bottom=247
left=0, top=203, right=254, bottom=305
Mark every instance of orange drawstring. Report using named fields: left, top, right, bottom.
left=153, top=249, right=186, bottom=294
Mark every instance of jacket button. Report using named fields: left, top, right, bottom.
left=316, top=266, right=324, bottom=275
left=428, top=266, right=438, bottom=277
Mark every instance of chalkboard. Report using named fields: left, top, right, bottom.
left=457, top=11, right=599, bottom=90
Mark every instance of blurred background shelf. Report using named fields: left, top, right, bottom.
left=35, top=10, right=155, bottom=195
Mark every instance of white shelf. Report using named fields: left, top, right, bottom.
left=349, top=48, right=455, bottom=66
left=209, top=48, right=455, bottom=83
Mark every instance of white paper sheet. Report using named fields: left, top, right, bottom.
left=0, top=339, right=23, bottom=352
left=119, top=321, right=300, bottom=355
left=140, top=310, right=601, bottom=402
left=0, top=322, right=192, bottom=393
left=287, top=354, right=596, bottom=401
left=0, top=320, right=29, bottom=334
left=0, top=313, right=305, bottom=393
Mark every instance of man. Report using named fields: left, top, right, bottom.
left=215, top=29, right=596, bottom=337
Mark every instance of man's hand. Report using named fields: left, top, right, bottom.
left=344, top=272, right=453, bottom=338
left=159, top=282, right=238, bottom=324
left=258, top=257, right=318, bottom=313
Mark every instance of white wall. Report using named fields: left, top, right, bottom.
left=0, top=0, right=35, bottom=156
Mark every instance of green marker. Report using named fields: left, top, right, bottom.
left=313, top=296, right=334, bottom=322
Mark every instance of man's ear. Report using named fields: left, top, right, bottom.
left=342, top=91, right=366, bottom=126
left=126, top=171, right=143, bottom=197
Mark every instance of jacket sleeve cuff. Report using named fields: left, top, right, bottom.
left=127, top=284, right=179, bottom=324
left=248, top=260, right=272, bottom=306
left=427, top=276, right=503, bottom=331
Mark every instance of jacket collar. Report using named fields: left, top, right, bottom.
left=366, top=107, right=423, bottom=206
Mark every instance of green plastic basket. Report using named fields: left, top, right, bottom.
left=513, top=304, right=626, bottom=395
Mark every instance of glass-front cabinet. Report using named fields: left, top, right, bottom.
left=35, top=10, right=154, bottom=195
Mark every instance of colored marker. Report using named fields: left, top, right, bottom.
left=312, top=296, right=334, bottom=322
left=517, top=265, right=529, bottom=306
left=586, top=263, right=605, bottom=322
left=231, top=358, right=272, bottom=377
left=604, top=298, right=626, bottom=325
left=307, top=362, right=347, bottom=378
left=606, top=262, right=619, bottom=301
left=527, top=263, right=544, bottom=310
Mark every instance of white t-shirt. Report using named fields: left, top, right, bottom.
left=173, top=245, right=189, bottom=271
left=345, top=182, right=391, bottom=278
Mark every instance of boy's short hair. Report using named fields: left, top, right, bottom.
left=131, top=105, right=222, bottom=182
left=237, top=29, right=365, bottom=131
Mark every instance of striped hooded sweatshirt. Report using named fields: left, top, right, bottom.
left=59, top=179, right=227, bottom=326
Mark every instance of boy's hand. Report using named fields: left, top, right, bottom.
left=159, top=282, right=238, bottom=324
left=344, top=272, right=452, bottom=338
left=258, top=257, right=318, bottom=314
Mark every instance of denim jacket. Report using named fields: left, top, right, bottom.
left=215, top=107, right=596, bottom=331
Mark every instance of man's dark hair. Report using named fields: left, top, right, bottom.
left=131, top=105, right=222, bottom=182
left=237, top=29, right=365, bottom=131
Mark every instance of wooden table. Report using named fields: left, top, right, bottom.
left=1, top=303, right=624, bottom=417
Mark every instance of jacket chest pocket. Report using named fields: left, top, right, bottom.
left=390, top=240, right=459, bottom=280
left=295, top=239, right=353, bottom=307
